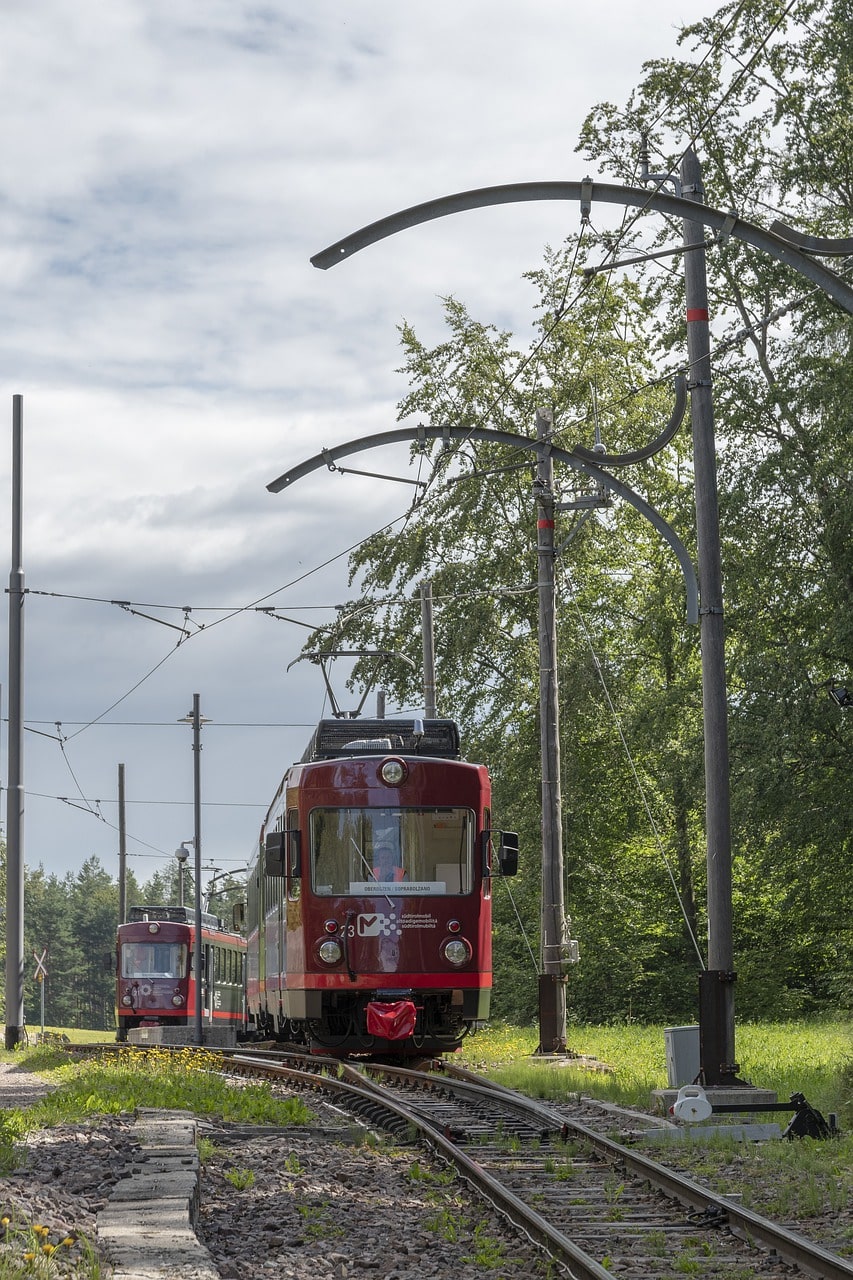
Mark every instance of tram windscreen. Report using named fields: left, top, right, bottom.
left=121, top=941, right=187, bottom=978
left=310, top=808, right=473, bottom=895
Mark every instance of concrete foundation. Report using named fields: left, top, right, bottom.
left=127, top=1024, right=237, bottom=1047
left=96, top=1109, right=219, bottom=1280
left=643, top=1122, right=783, bottom=1143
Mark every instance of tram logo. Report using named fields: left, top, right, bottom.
left=356, top=912, right=400, bottom=938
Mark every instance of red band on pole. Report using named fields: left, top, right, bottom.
left=687, top=308, right=709, bottom=322
left=537, top=519, right=555, bottom=529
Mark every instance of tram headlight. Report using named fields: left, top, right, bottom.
left=121, top=994, right=133, bottom=1007
left=318, top=939, right=343, bottom=965
left=171, top=994, right=185, bottom=1007
left=442, top=938, right=471, bottom=967
left=379, top=758, right=408, bottom=786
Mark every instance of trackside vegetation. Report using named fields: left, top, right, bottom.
left=459, top=1019, right=853, bottom=1119
left=0, top=1021, right=851, bottom=1266
left=317, top=0, right=853, bottom=1031
left=0, top=1046, right=314, bottom=1142
left=0, top=1044, right=312, bottom=1279
left=459, top=1020, right=853, bottom=1251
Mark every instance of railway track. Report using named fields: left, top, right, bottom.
left=224, top=1049, right=853, bottom=1280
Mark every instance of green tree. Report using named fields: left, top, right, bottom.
left=317, top=0, right=853, bottom=1023
left=323, top=260, right=706, bottom=1024
left=67, top=859, right=120, bottom=1030
left=24, top=867, right=82, bottom=1029
left=578, top=0, right=853, bottom=1014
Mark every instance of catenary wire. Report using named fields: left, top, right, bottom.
left=59, top=510, right=415, bottom=743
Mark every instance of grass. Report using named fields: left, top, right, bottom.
left=0, top=1214, right=104, bottom=1279
left=1, top=1027, right=107, bottom=1052
left=1, top=1044, right=315, bottom=1136
left=457, top=1018, right=852, bottom=1117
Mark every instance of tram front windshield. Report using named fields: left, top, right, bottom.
left=121, top=941, right=187, bottom=978
left=311, top=807, right=474, bottom=895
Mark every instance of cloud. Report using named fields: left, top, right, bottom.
left=1, top=0, right=710, bottom=879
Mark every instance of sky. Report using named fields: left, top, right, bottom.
left=0, top=0, right=714, bottom=891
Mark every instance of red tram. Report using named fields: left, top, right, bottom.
left=245, top=718, right=518, bottom=1055
left=116, top=905, right=246, bottom=1041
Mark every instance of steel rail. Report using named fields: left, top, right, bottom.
left=226, top=1053, right=616, bottom=1279
left=390, top=1061, right=853, bottom=1280
left=228, top=1051, right=853, bottom=1280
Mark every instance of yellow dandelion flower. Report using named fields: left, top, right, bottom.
left=61, top=1236, right=76, bottom=1247
left=23, top=1251, right=36, bottom=1262
left=1, top=1216, right=10, bottom=1226
left=42, top=1243, right=56, bottom=1255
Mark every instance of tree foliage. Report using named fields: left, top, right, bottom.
left=317, top=0, right=852, bottom=1023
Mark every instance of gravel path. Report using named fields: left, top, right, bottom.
left=196, top=1117, right=551, bottom=1279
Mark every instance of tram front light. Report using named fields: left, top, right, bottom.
left=171, top=994, right=184, bottom=1007
left=318, top=939, right=343, bottom=965
left=443, top=938, right=471, bottom=967
left=379, top=758, right=408, bottom=786
left=121, top=994, right=133, bottom=1007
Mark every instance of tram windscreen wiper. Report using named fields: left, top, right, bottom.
left=350, top=835, right=373, bottom=880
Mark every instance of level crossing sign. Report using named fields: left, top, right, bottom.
left=33, top=949, right=48, bottom=982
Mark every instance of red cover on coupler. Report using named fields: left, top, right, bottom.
left=366, top=1000, right=417, bottom=1040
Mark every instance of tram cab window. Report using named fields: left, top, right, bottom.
left=310, top=808, right=474, bottom=895
left=121, top=942, right=187, bottom=979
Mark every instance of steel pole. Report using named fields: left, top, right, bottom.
left=118, top=763, right=127, bottom=926
left=535, top=407, right=567, bottom=1053
left=420, top=580, right=437, bottom=718
left=191, top=695, right=203, bottom=1046
left=5, top=395, right=25, bottom=1049
left=681, top=150, right=738, bottom=1085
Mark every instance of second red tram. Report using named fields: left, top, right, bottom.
left=116, top=905, right=246, bottom=1041
left=245, top=718, right=518, bottom=1055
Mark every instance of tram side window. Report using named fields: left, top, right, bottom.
left=482, top=806, right=491, bottom=900
left=246, top=868, right=259, bottom=936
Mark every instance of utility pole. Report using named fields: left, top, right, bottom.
left=420, top=580, right=437, bottom=718
left=535, top=406, right=567, bottom=1053
left=179, top=696, right=206, bottom=1046
left=681, top=149, right=739, bottom=1086
left=118, top=763, right=127, bottom=926
left=5, top=395, right=25, bottom=1050
left=191, top=695, right=203, bottom=1045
